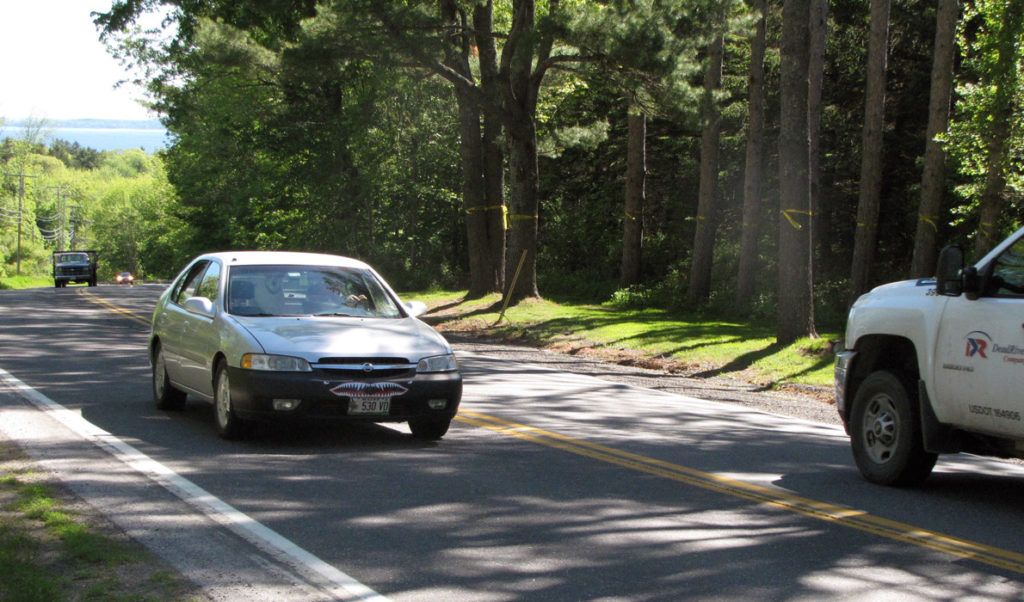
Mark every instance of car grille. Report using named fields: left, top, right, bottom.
left=314, top=357, right=415, bottom=379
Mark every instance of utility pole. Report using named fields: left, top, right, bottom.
left=57, top=185, right=67, bottom=251
left=3, top=172, right=36, bottom=275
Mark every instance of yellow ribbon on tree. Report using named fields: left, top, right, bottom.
left=507, top=213, right=538, bottom=230
left=919, top=213, right=939, bottom=232
left=782, top=209, right=813, bottom=229
left=466, top=205, right=510, bottom=230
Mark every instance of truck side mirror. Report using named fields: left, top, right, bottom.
left=935, top=245, right=964, bottom=296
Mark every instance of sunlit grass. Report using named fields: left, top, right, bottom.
left=404, top=290, right=838, bottom=389
left=0, top=447, right=197, bottom=601
left=0, top=275, right=51, bottom=290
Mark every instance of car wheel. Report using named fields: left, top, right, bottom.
left=849, top=370, right=937, bottom=486
left=153, top=346, right=186, bottom=410
left=214, top=362, right=251, bottom=440
left=408, top=417, right=451, bottom=440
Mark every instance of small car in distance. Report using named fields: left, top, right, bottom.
left=115, top=272, right=134, bottom=285
left=149, top=251, right=462, bottom=440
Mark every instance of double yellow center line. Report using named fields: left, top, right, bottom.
left=78, top=288, right=151, bottom=326
left=458, top=409, right=1024, bottom=574
left=77, top=288, right=1024, bottom=575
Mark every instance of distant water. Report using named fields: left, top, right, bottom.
left=46, top=127, right=171, bottom=153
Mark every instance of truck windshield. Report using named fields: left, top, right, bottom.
left=56, top=253, right=89, bottom=264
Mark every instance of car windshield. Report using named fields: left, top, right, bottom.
left=227, top=265, right=403, bottom=318
left=56, top=253, right=89, bottom=264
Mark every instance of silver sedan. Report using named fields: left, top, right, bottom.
left=149, top=251, right=462, bottom=440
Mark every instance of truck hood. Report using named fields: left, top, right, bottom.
left=845, top=278, right=940, bottom=348
left=852, top=278, right=934, bottom=308
left=232, top=316, right=452, bottom=362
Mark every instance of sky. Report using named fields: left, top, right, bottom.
left=0, top=1, right=158, bottom=122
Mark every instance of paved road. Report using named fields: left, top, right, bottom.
left=2, top=284, right=1024, bottom=600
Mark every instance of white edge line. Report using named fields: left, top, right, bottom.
left=0, top=367, right=389, bottom=602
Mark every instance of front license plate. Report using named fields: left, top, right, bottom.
left=349, top=397, right=391, bottom=415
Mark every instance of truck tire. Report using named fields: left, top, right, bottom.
left=849, top=370, right=937, bottom=486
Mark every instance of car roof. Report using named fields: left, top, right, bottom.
left=199, top=251, right=372, bottom=270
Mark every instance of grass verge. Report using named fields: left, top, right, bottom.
left=404, top=290, right=839, bottom=391
left=0, top=275, right=52, bottom=290
left=0, top=441, right=202, bottom=602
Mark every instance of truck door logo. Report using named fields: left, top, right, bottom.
left=965, top=331, right=991, bottom=358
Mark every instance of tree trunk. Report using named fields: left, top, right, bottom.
left=911, top=0, right=959, bottom=277
left=443, top=0, right=502, bottom=299
left=688, top=35, right=724, bottom=305
left=621, top=109, right=646, bottom=287
left=778, top=0, right=815, bottom=345
left=736, top=0, right=767, bottom=310
left=499, top=0, right=545, bottom=302
left=473, top=0, right=506, bottom=295
left=456, top=99, right=494, bottom=299
left=807, top=0, right=827, bottom=314
left=505, top=116, right=540, bottom=300
left=849, top=0, right=891, bottom=304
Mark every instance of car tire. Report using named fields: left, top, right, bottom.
left=849, top=370, right=937, bottom=486
left=153, top=346, right=187, bottom=410
left=214, top=362, right=251, bottom=440
left=408, top=417, right=451, bottom=440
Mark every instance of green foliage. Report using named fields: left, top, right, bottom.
left=944, top=0, right=1024, bottom=238
left=85, top=0, right=1024, bottom=331
left=1, top=129, right=186, bottom=281
left=126, top=11, right=468, bottom=287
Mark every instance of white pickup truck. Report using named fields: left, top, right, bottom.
left=835, top=226, right=1024, bottom=485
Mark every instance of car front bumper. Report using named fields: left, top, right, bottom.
left=226, top=366, right=462, bottom=423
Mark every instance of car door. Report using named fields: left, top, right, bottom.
left=932, top=237, right=1024, bottom=437
left=176, top=260, right=223, bottom=398
left=158, top=260, right=210, bottom=386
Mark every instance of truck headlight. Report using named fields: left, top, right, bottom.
left=241, top=353, right=312, bottom=372
left=416, top=354, right=458, bottom=373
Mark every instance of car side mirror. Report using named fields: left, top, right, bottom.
left=935, top=245, right=964, bottom=296
left=404, top=300, right=428, bottom=318
left=183, top=296, right=216, bottom=317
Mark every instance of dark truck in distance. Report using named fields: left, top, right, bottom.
left=52, top=250, right=98, bottom=288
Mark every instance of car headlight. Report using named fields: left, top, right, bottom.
left=416, top=354, right=458, bottom=373
left=241, top=353, right=312, bottom=372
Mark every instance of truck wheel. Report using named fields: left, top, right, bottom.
left=153, top=346, right=187, bottom=410
left=850, top=371, right=937, bottom=486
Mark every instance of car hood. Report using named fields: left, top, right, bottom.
left=232, top=316, right=452, bottom=362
